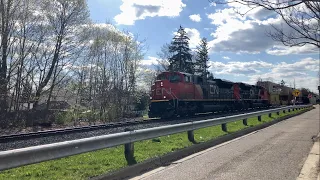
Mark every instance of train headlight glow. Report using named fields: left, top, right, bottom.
left=150, top=97, right=152, bottom=99
left=160, top=82, right=163, bottom=87
left=163, top=96, right=166, bottom=99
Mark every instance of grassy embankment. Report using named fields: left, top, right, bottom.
left=0, top=107, right=312, bottom=180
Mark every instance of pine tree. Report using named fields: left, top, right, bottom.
left=168, top=26, right=194, bottom=74
left=195, top=37, right=210, bottom=79
left=208, top=72, right=214, bottom=80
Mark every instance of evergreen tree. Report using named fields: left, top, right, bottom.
left=195, top=37, right=210, bottom=79
left=168, top=26, right=194, bottom=74
left=208, top=72, right=214, bottom=80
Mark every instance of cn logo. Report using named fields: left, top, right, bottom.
left=210, top=85, right=219, bottom=95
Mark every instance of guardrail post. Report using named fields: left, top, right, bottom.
left=288, top=109, right=291, bottom=112
left=258, top=115, right=262, bottom=121
left=124, top=128, right=136, bottom=165
left=277, top=111, right=280, bottom=115
left=222, top=123, right=227, bottom=132
left=268, top=113, right=272, bottom=118
left=243, top=118, right=248, bottom=126
left=187, top=130, right=196, bottom=143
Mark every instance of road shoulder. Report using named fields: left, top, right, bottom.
left=296, top=133, right=320, bottom=180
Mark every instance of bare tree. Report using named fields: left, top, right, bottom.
left=32, top=0, right=89, bottom=108
left=155, top=43, right=172, bottom=72
left=209, top=0, right=320, bottom=48
left=0, top=0, right=24, bottom=113
left=0, top=0, right=147, bottom=128
left=7, top=0, right=46, bottom=112
left=69, top=24, right=145, bottom=122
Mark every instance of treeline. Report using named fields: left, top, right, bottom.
left=155, top=26, right=213, bottom=80
left=0, top=0, right=146, bottom=127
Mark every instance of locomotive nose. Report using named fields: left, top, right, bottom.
left=155, top=80, right=164, bottom=88
left=152, top=80, right=172, bottom=100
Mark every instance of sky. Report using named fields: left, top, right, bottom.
left=87, top=0, right=320, bottom=93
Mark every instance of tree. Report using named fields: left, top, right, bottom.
left=155, top=43, right=172, bottom=72
left=0, top=0, right=147, bottom=127
left=32, top=0, right=90, bottom=108
left=208, top=72, right=215, bottom=80
left=280, top=79, right=286, bottom=86
left=195, top=38, right=210, bottom=79
left=209, top=0, right=320, bottom=48
left=168, top=26, right=194, bottom=74
left=0, top=0, right=22, bottom=113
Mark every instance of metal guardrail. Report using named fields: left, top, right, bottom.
left=0, top=105, right=312, bottom=171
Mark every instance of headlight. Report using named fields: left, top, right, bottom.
left=163, top=96, right=166, bottom=99
left=160, top=82, right=163, bottom=87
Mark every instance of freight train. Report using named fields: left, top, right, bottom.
left=148, top=71, right=272, bottom=118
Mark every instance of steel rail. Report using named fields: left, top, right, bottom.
left=0, top=105, right=311, bottom=171
left=0, top=119, right=159, bottom=143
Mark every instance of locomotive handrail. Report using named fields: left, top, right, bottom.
left=0, top=105, right=312, bottom=171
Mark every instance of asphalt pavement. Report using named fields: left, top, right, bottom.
left=131, top=105, right=320, bottom=180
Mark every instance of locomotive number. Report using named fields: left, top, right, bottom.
left=210, top=85, right=219, bottom=95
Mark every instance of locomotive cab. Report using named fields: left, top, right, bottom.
left=148, top=72, right=183, bottom=118
left=149, top=71, right=202, bottom=118
left=150, top=72, right=182, bottom=101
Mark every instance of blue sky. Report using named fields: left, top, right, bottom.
left=87, top=0, right=319, bottom=92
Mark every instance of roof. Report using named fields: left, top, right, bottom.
left=160, top=71, right=193, bottom=76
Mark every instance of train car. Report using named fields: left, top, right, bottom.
left=148, top=71, right=271, bottom=118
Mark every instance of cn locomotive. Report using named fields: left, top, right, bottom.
left=148, top=71, right=271, bottom=118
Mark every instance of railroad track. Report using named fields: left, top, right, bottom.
left=0, top=106, right=284, bottom=151
left=0, top=118, right=162, bottom=143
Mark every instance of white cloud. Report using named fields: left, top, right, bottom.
left=272, top=57, right=319, bottom=73
left=184, top=28, right=201, bottom=49
left=209, top=2, right=217, bottom=7
left=173, top=28, right=201, bottom=49
left=266, top=44, right=319, bottom=56
left=208, top=57, right=319, bottom=92
left=189, top=14, right=201, bottom=22
left=223, top=56, right=230, bottom=60
left=204, top=2, right=216, bottom=9
left=206, top=4, right=318, bottom=55
left=140, top=56, right=159, bottom=66
left=114, top=0, right=186, bottom=25
left=209, top=61, right=273, bottom=76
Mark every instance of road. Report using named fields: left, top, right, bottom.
left=131, top=106, right=320, bottom=180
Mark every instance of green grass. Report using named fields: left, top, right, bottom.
left=143, top=114, right=149, bottom=120
left=0, top=108, right=311, bottom=180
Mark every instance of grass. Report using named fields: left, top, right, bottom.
left=0, top=107, right=311, bottom=180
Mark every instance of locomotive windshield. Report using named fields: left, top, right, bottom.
left=169, top=73, right=181, bottom=83
left=156, top=74, right=167, bottom=80
left=156, top=72, right=181, bottom=83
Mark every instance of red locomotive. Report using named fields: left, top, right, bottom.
left=149, top=71, right=270, bottom=118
